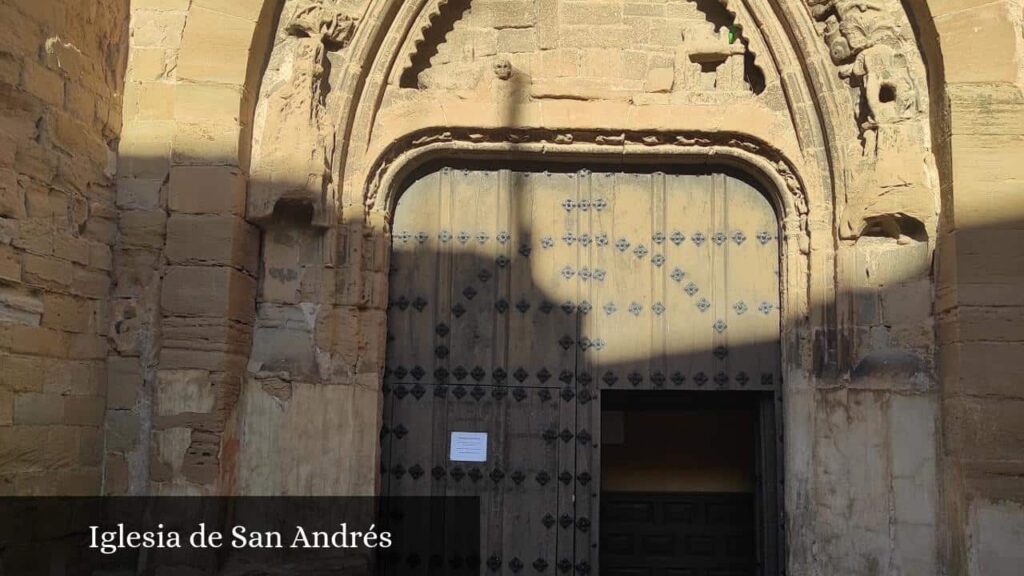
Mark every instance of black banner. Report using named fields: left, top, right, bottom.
left=0, top=497, right=480, bottom=576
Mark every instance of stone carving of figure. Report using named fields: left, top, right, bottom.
left=492, top=58, right=512, bottom=81
left=812, top=0, right=933, bottom=238
left=819, top=0, right=920, bottom=154
left=286, top=1, right=357, bottom=106
left=249, top=0, right=359, bottom=222
left=477, top=57, right=530, bottom=102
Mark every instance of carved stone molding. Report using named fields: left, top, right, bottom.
left=361, top=127, right=810, bottom=248
left=396, top=0, right=457, bottom=88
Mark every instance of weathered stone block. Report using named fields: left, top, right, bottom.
left=949, top=397, right=1024, bottom=461
left=52, top=111, right=109, bottom=168
left=125, top=81, right=176, bottom=122
left=191, top=0, right=262, bottom=21
left=118, top=209, right=167, bottom=249
left=644, top=67, right=674, bottom=93
left=168, top=165, right=246, bottom=215
left=88, top=241, right=113, bottom=271
left=1, top=424, right=76, bottom=472
left=250, top=303, right=317, bottom=379
left=132, top=0, right=191, bottom=11
left=71, top=264, right=112, bottom=299
left=116, top=177, right=163, bottom=210
left=0, top=388, right=12, bottom=426
left=155, top=370, right=214, bottom=417
left=22, top=253, right=72, bottom=288
left=107, top=356, right=142, bottom=409
left=944, top=342, right=1024, bottom=398
left=14, top=392, right=64, bottom=425
left=111, top=247, right=161, bottom=297
left=21, top=61, right=64, bottom=107
left=882, top=279, right=933, bottom=325
left=150, top=427, right=191, bottom=483
left=934, top=1, right=1023, bottom=85
left=496, top=28, right=537, bottom=54
left=105, top=410, right=140, bottom=452
left=126, top=46, right=174, bottom=82
left=159, top=349, right=248, bottom=373
left=536, top=49, right=578, bottom=78
left=180, top=430, right=220, bottom=486
left=103, top=452, right=129, bottom=495
left=49, top=360, right=106, bottom=397
left=161, top=265, right=256, bottom=323
left=581, top=48, right=625, bottom=78
left=171, top=121, right=243, bottom=167
left=624, top=2, right=664, bottom=17
left=0, top=353, right=44, bottom=392
left=130, top=9, right=188, bottom=48
left=854, top=238, right=932, bottom=287
left=470, top=0, right=536, bottom=29
left=649, top=23, right=684, bottom=47
left=621, top=49, right=648, bottom=81
left=84, top=215, right=118, bottom=245
left=53, top=234, right=90, bottom=266
left=939, top=306, right=1024, bottom=345
left=0, top=284, right=43, bottom=325
left=174, top=82, right=243, bottom=123
left=78, top=428, right=103, bottom=467
left=535, top=0, right=558, bottom=49
left=0, top=168, right=25, bottom=219
left=42, top=293, right=94, bottom=333
left=176, top=6, right=254, bottom=84
left=261, top=223, right=322, bottom=304
left=0, top=244, right=20, bottom=283
left=162, top=316, right=253, bottom=357
left=560, top=25, right=629, bottom=48
left=12, top=218, right=54, bottom=256
left=57, top=468, right=102, bottom=495
left=118, top=120, right=174, bottom=179
left=64, top=395, right=106, bottom=426
left=69, top=333, right=109, bottom=359
left=0, top=325, right=70, bottom=357
left=165, top=214, right=259, bottom=274
left=968, top=499, right=1024, bottom=575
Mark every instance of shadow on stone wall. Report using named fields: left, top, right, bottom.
left=91, top=142, right=1024, bottom=574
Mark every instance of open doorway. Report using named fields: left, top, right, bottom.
left=600, top=391, right=779, bottom=576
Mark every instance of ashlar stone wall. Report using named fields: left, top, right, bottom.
left=924, top=0, right=1024, bottom=572
left=105, top=0, right=274, bottom=496
left=0, top=0, right=129, bottom=494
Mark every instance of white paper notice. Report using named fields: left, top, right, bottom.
left=449, top=432, right=488, bottom=462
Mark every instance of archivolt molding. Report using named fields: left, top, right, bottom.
left=391, top=0, right=456, bottom=87
left=364, top=127, right=810, bottom=248
left=243, top=0, right=938, bottom=375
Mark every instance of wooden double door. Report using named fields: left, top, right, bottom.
left=382, top=164, right=781, bottom=575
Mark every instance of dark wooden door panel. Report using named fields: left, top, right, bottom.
left=601, top=492, right=756, bottom=576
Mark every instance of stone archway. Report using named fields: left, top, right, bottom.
left=235, top=1, right=944, bottom=573
left=107, top=0, right=967, bottom=572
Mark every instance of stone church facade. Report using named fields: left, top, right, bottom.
left=1, top=0, right=1023, bottom=573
